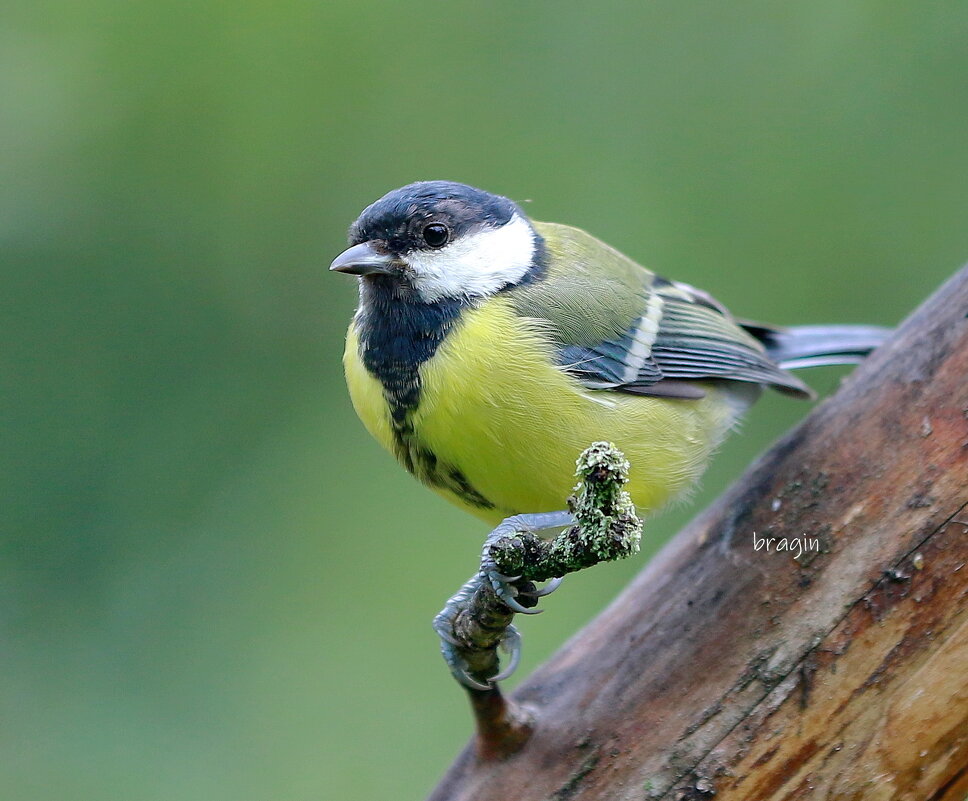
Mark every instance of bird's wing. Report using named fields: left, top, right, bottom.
left=508, top=222, right=810, bottom=399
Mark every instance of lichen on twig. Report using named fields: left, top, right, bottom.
left=488, top=442, right=642, bottom=584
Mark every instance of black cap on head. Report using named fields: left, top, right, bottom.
left=349, top=181, right=521, bottom=255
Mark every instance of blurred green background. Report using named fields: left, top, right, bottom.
left=3, top=2, right=966, bottom=799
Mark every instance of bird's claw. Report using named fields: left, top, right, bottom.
left=517, top=576, right=564, bottom=598
left=483, top=565, right=564, bottom=614
left=452, top=663, right=493, bottom=692
left=484, top=567, right=543, bottom=615
left=434, top=510, right=573, bottom=689
left=434, top=594, right=522, bottom=690
left=491, top=626, right=522, bottom=682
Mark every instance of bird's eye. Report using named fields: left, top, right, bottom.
left=422, top=223, right=450, bottom=249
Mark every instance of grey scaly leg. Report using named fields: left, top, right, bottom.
left=480, top=512, right=572, bottom=613
left=433, top=511, right=573, bottom=689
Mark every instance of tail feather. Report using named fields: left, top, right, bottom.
left=742, top=323, right=891, bottom=370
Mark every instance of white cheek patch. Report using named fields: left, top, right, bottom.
left=405, top=214, right=536, bottom=302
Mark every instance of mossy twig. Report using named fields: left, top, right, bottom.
left=436, top=442, right=642, bottom=758
left=487, top=442, right=642, bottom=584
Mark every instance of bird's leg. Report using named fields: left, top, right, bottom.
left=479, top=511, right=572, bottom=614
left=433, top=575, right=520, bottom=691
left=434, top=511, right=572, bottom=691
left=434, top=442, right=642, bottom=694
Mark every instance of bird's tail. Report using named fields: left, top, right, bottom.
left=742, top=323, right=891, bottom=370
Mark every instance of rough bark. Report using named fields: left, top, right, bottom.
left=429, top=265, right=968, bottom=801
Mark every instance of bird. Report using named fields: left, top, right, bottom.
left=332, top=180, right=886, bottom=525
left=330, top=180, right=888, bottom=686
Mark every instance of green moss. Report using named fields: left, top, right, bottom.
left=489, top=442, right=642, bottom=581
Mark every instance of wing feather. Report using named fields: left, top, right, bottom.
left=507, top=222, right=811, bottom=399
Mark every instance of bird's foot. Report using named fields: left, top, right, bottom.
left=433, top=511, right=573, bottom=689
left=480, top=512, right=572, bottom=615
left=433, top=580, right=523, bottom=690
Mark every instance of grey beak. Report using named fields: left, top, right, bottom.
left=329, top=242, right=399, bottom=276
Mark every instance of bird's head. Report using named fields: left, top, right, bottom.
left=330, top=181, right=542, bottom=303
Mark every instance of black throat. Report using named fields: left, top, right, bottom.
left=355, top=276, right=465, bottom=427
left=354, top=277, right=497, bottom=511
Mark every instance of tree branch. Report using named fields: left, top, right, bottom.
left=428, top=264, right=968, bottom=801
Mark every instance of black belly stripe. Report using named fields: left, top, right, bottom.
left=354, top=276, right=495, bottom=510
left=404, top=439, right=495, bottom=510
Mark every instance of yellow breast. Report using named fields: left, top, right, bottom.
left=344, top=297, right=744, bottom=525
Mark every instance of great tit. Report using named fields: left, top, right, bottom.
left=331, top=181, right=888, bottom=528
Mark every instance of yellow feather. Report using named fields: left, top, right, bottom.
left=344, top=297, right=748, bottom=526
